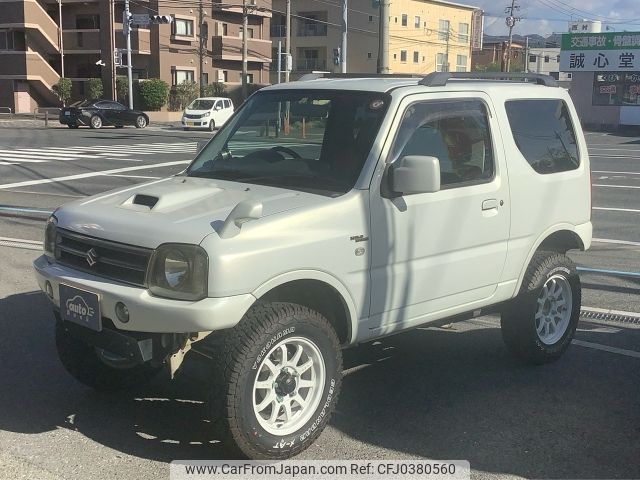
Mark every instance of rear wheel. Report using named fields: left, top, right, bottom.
left=207, top=302, right=342, bottom=459
left=135, top=115, right=147, bottom=128
left=501, top=251, right=581, bottom=364
left=67, top=123, right=78, bottom=129
left=89, top=115, right=102, bottom=129
left=208, top=120, right=215, bottom=132
left=55, top=320, right=160, bottom=391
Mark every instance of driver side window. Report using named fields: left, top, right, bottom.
left=391, top=99, right=495, bottom=188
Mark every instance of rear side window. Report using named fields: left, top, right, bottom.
left=224, top=99, right=232, bottom=108
left=505, top=99, right=580, bottom=174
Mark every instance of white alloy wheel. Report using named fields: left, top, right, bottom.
left=535, top=274, right=573, bottom=345
left=252, top=336, right=326, bottom=436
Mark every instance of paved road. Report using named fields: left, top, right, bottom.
left=0, top=126, right=638, bottom=480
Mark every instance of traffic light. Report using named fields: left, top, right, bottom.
left=333, top=47, right=341, bottom=65
left=151, top=15, right=173, bottom=24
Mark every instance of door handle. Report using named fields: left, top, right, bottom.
left=482, top=199, right=499, bottom=211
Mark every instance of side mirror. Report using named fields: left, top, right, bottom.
left=390, top=155, right=441, bottom=196
left=197, top=141, right=208, bottom=153
left=214, top=105, right=222, bottom=111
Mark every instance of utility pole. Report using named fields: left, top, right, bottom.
left=505, top=0, right=521, bottom=72
left=285, top=0, right=291, bottom=82
left=377, top=0, right=389, bottom=73
left=124, top=0, right=133, bottom=109
left=524, top=36, right=529, bottom=72
left=110, top=0, right=117, bottom=100
left=58, top=0, right=65, bottom=78
left=341, top=0, right=347, bottom=73
left=241, top=0, right=248, bottom=100
left=199, top=0, right=205, bottom=96
left=445, top=25, right=450, bottom=72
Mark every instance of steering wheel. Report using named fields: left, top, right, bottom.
left=270, top=146, right=302, bottom=160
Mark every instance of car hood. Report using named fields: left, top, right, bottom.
left=55, top=176, right=331, bottom=249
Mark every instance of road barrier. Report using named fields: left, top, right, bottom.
left=0, top=107, right=12, bottom=117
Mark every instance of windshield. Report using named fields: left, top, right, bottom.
left=188, top=99, right=215, bottom=110
left=186, top=90, right=389, bottom=196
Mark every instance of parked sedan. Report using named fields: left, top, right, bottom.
left=60, top=100, right=149, bottom=129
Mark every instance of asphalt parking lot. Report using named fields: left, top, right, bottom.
left=0, top=121, right=638, bottom=479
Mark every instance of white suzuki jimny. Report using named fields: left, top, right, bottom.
left=34, top=72, right=592, bottom=459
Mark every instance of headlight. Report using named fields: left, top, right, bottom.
left=44, top=214, right=58, bottom=258
left=202, top=111, right=210, bottom=117
left=147, top=244, right=208, bottom=301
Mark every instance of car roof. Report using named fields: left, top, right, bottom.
left=193, top=97, right=229, bottom=100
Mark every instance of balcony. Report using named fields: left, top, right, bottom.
left=297, top=24, right=328, bottom=37
left=0, top=1, right=59, bottom=52
left=0, top=51, right=60, bottom=91
left=211, top=36, right=271, bottom=63
left=212, top=0, right=272, bottom=18
left=63, top=30, right=100, bottom=52
left=296, top=58, right=327, bottom=71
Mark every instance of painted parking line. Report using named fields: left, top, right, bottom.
left=0, top=160, right=190, bottom=190
left=593, top=207, right=640, bottom=213
left=592, top=238, right=640, bottom=247
left=592, top=170, right=640, bottom=175
left=592, top=184, right=640, bottom=189
left=573, top=340, right=640, bottom=359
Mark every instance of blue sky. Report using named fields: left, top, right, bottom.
left=470, top=0, right=640, bottom=36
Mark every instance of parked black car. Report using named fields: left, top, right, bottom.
left=59, top=100, right=149, bottom=129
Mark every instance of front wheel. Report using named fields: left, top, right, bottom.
left=67, top=123, right=78, bottom=129
left=55, top=320, right=160, bottom=391
left=501, top=251, right=581, bottom=364
left=207, top=302, right=342, bottom=459
left=208, top=120, right=215, bottom=132
left=135, top=115, right=147, bottom=128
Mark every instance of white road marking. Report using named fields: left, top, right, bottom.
left=573, top=340, right=640, bottom=359
left=106, top=174, right=162, bottom=179
left=592, top=170, right=640, bottom=175
left=0, top=160, right=189, bottom=190
left=0, top=236, right=42, bottom=245
left=592, top=238, right=640, bottom=247
left=593, top=207, right=640, bottom=213
left=592, top=184, right=640, bottom=189
left=582, top=306, right=640, bottom=318
left=0, top=157, right=46, bottom=163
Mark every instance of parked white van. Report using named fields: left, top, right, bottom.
left=182, top=97, right=234, bottom=131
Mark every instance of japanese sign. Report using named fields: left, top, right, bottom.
left=560, top=32, right=640, bottom=71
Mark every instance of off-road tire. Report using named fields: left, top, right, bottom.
left=501, top=250, right=581, bottom=364
left=55, top=320, right=160, bottom=392
left=207, top=302, right=342, bottom=459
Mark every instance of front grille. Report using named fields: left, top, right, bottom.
left=55, top=229, right=152, bottom=287
left=184, top=113, right=203, bottom=119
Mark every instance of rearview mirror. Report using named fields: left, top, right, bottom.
left=390, top=155, right=441, bottom=196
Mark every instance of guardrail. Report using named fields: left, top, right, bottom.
left=0, top=107, right=12, bottom=117
left=33, top=107, right=61, bottom=119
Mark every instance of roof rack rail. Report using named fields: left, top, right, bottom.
left=419, top=72, right=559, bottom=87
left=298, top=73, right=422, bottom=81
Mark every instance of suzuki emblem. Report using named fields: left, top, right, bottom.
left=86, top=248, right=99, bottom=267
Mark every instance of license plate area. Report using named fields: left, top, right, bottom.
left=60, top=284, right=102, bottom=332
left=64, top=111, right=71, bottom=116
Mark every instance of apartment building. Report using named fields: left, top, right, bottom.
left=0, top=0, right=272, bottom=113
left=270, top=0, right=482, bottom=81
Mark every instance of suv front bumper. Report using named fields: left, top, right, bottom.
left=34, top=255, right=256, bottom=333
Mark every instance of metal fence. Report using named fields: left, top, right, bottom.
left=0, top=107, right=12, bottom=117
left=33, top=107, right=61, bottom=119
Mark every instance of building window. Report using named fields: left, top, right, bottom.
left=592, top=72, right=640, bottom=106
left=369, top=15, right=373, bottom=22
left=368, top=52, right=373, bottom=59
left=458, top=23, right=469, bottom=43
left=556, top=55, right=561, bottom=62
left=239, top=27, right=254, bottom=38
left=173, top=18, right=194, bottom=37
left=221, top=23, right=228, bottom=36
left=456, top=54, right=467, bottom=72
left=400, top=50, right=407, bottom=62
left=414, top=16, right=421, bottom=28
left=544, top=56, right=550, bottom=63
left=77, top=32, right=83, bottom=47
left=438, top=19, right=450, bottom=41
left=529, top=54, right=536, bottom=63
left=436, top=53, right=448, bottom=72
left=222, top=70, right=228, bottom=82
left=0, top=30, right=15, bottom=50
left=246, top=73, right=254, bottom=83
left=202, top=72, right=209, bottom=84
left=413, top=51, right=419, bottom=63
left=172, top=69, right=195, bottom=85
left=76, top=14, right=100, bottom=29
left=401, top=14, right=408, bottom=27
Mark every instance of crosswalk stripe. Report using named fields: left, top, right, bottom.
left=0, top=157, right=47, bottom=163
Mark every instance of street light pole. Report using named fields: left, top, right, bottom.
left=285, top=0, right=291, bottom=82
left=378, top=0, right=389, bottom=73
left=241, top=0, right=248, bottom=100
left=124, top=0, right=133, bottom=109
left=58, top=0, right=65, bottom=78
left=341, top=0, right=347, bottom=73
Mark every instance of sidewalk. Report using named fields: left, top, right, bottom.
left=0, top=117, right=180, bottom=130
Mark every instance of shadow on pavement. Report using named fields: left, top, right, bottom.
left=0, top=291, right=639, bottom=477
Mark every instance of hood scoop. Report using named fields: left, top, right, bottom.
left=119, top=185, right=224, bottom=212
left=133, top=194, right=159, bottom=209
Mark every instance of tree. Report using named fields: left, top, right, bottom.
left=172, top=81, right=199, bottom=111
left=138, top=78, right=170, bottom=111
left=51, top=78, right=72, bottom=106
left=116, top=76, right=128, bottom=104
left=87, top=78, right=104, bottom=100
left=202, top=82, right=227, bottom=97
